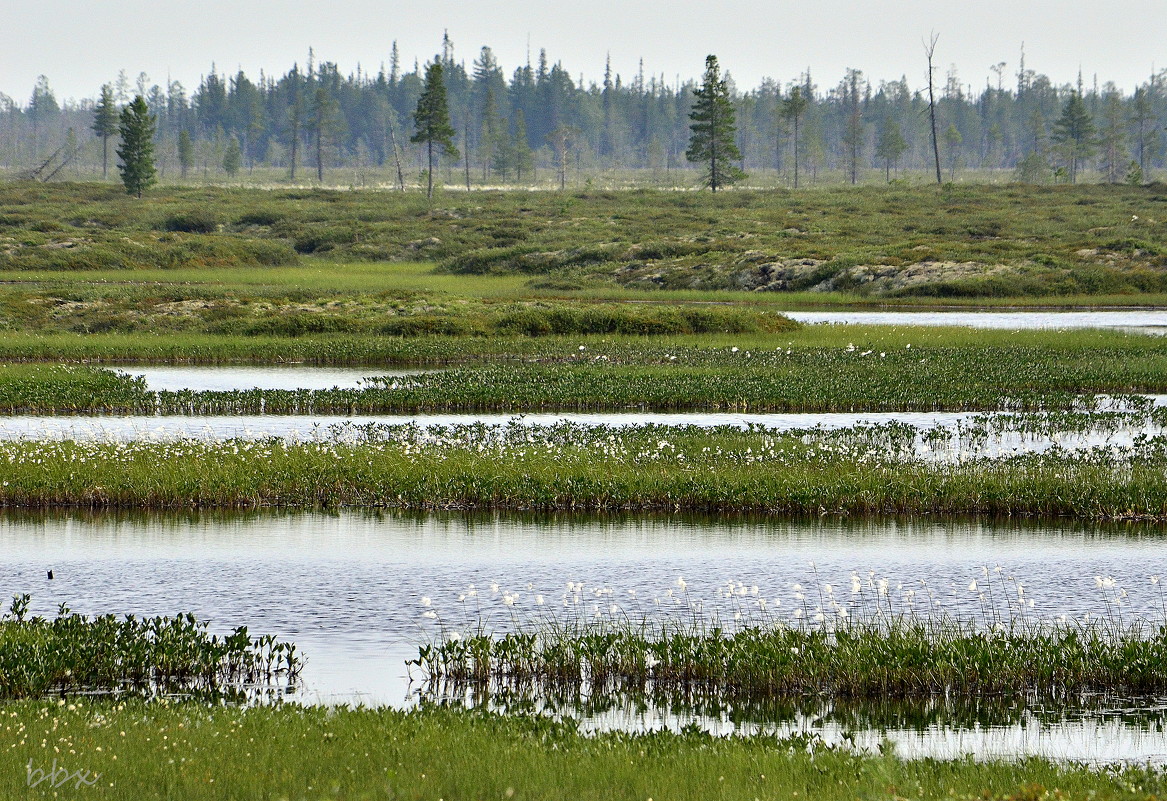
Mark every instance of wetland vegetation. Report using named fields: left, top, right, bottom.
left=6, top=182, right=1167, bottom=791
left=4, top=701, right=1166, bottom=800
left=4, top=421, right=1167, bottom=517
left=0, top=595, right=299, bottom=700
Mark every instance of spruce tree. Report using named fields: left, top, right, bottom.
left=92, top=84, right=118, bottom=179
left=412, top=61, right=459, bottom=198
left=1052, top=93, right=1096, bottom=183
left=508, top=109, right=534, bottom=182
left=177, top=130, right=194, bottom=180
left=875, top=116, right=907, bottom=181
left=223, top=136, right=242, bottom=177
left=780, top=86, right=808, bottom=188
left=686, top=55, right=744, bottom=192
left=116, top=96, right=156, bottom=198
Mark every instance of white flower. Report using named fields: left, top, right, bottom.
left=968, top=581, right=977, bottom=592
left=420, top=596, right=432, bottom=607
left=536, top=595, right=544, bottom=605
left=578, top=345, right=586, bottom=351
left=731, top=347, right=739, bottom=353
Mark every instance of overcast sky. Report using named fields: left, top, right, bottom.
left=4, top=0, right=1163, bottom=103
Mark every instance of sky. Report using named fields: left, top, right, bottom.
left=3, top=0, right=1163, bottom=104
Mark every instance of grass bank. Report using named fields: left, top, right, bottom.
left=3, top=424, right=1167, bottom=517
left=2, top=182, right=1165, bottom=301
left=4, top=328, right=1167, bottom=412
left=0, top=701, right=1163, bottom=800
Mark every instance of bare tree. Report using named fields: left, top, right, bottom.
left=923, top=33, right=943, bottom=184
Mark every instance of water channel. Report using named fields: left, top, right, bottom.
left=4, top=511, right=1167, bottom=763
left=784, top=309, right=1167, bottom=332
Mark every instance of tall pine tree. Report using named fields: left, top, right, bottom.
left=412, top=61, right=459, bottom=198
left=1052, top=93, right=1095, bottom=184
left=91, top=84, right=118, bottom=179
left=116, top=96, right=156, bottom=198
left=686, top=55, right=744, bottom=192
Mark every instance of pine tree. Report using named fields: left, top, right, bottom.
left=875, top=116, right=907, bottom=181
left=686, top=55, right=744, bottom=192
left=1097, top=90, right=1128, bottom=184
left=508, top=109, right=534, bottom=182
left=412, top=60, right=459, bottom=198
left=177, top=130, right=194, bottom=180
left=116, top=96, right=156, bottom=198
left=91, top=84, right=118, bottom=179
left=780, top=86, right=808, bottom=188
left=1051, top=93, right=1095, bottom=183
left=309, top=87, right=340, bottom=183
left=223, top=136, right=242, bottom=177
left=944, top=123, right=963, bottom=180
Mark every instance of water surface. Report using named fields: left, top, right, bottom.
left=785, top=309, right=1167, bottom=332
left=117, top=365, right=428, bottom=392
left=4, top=511, right=1167, bottom=762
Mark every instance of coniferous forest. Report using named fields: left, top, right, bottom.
left=2, top=37, right=1166, bottom=187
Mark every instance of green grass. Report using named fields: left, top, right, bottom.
left=415, top=583, right=1167, bottom=701
left=4, top=423, right=1167, bottom=517
left=0, top=701, right=1164, bottom=800
left=3, top=182, right=1166, bottom=303
left=4, top=327, right=1167, bottom=413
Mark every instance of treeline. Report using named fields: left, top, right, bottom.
left=2, top=38, right=1166, bottom=185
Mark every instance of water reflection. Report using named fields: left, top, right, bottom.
left=418, top=688, right=1167, bottom=763
left=116, top=365, right=430, bottom=392
left=5, top=509, right=1167, bottom=761
left=785, top=310, right=1167, bottom=332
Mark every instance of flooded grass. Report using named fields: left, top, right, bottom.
left=5, top=422, right=1167, bottom=516
left=6, top=333, right=1167, bottom=412
left=0, top=595, right=299, bottom=700
left=412, top=581, right=1167, bottom=703
left=0, top=701, right=1165, bottom=799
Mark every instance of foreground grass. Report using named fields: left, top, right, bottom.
left=4, top=425, right=1167, bottom=517
left=0, top=701, right=1163, bottom=800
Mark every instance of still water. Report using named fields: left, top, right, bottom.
left=4, top=511, right=1167, bottom=762
left=116, top=365, right=427, bottom=392
left=785, top=309, right=1167, bottom=332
